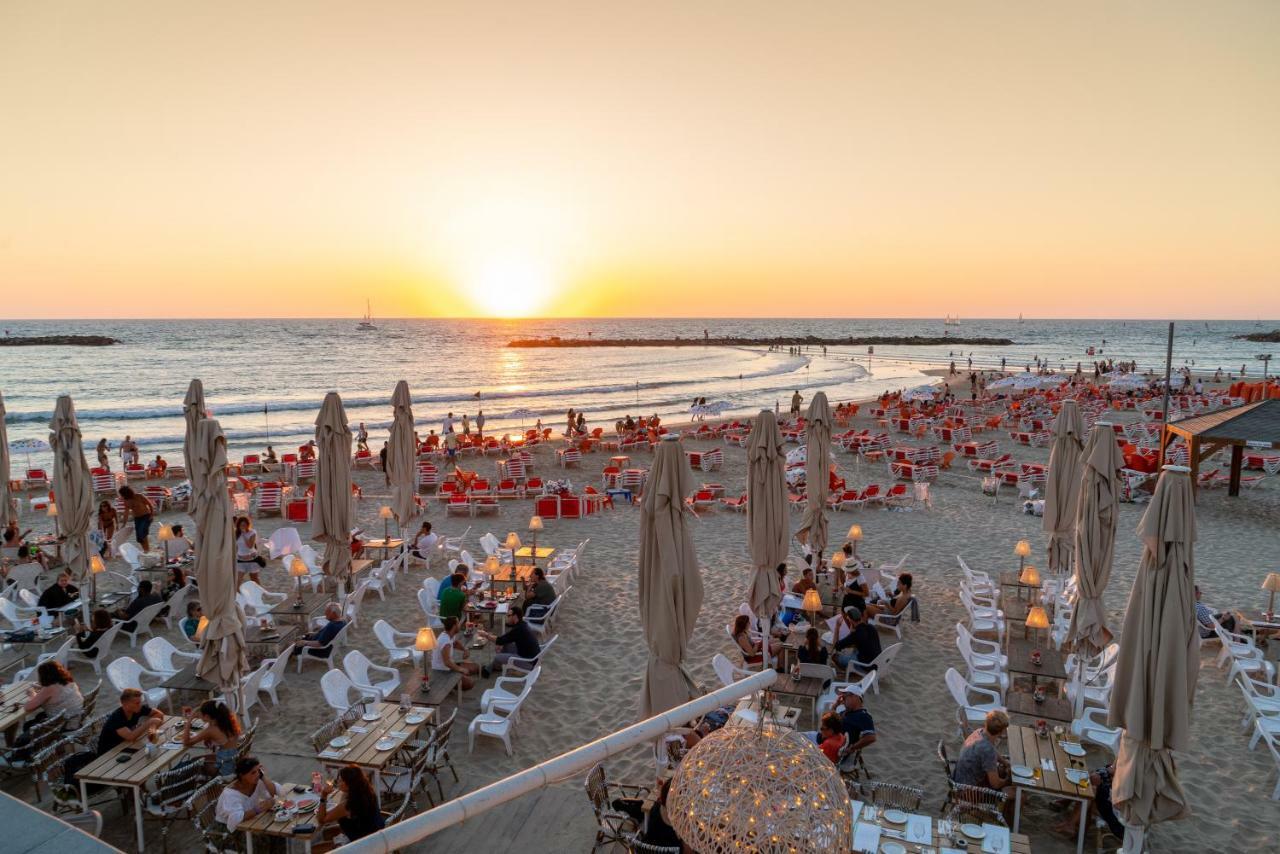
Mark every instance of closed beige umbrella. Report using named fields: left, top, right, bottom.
left=1043, top=399, right=1085, bottom=573
left=313, top=392, right=353, bottom=588
left=0, top=393, right=15, bottom=526
left=182, top=379, right=206, bottom=480
left=638, top=437, right=704, bottom=717
left=796, top=391, right=832, bottom=562
left=1067, top=422, right=1124, bottom=656
left=48, top=396, right=94, bottom=593
left=192, top=418, right=249, bottom=694
left=1107, top=466, right=1197, bottom=842
left=747, top=410, right=787, bottom=624
left=387, top=381, right=417, bottom=527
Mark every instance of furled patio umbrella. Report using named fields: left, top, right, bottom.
left=387, top=381, right=417, bottom=528
left=313, top=392, right=353, bottom=588
left=192, top=418, right=249, bottom=700
left=796, top=391, right=832, bottom=564
left=746, top=410, right=788, bottom=671
left=1107, top=466, right=1198, bottom=849
left=1067, top=422, right=1124, bottom=656
left=0, top=393, right=15, bottom=527
left=182, top=379, right=207, bottom=481
left=638, top=437, right=704, bottom=717
left=1043, top=399, right=1085, bottom=573
left=48, top=396, right=94, bottom=615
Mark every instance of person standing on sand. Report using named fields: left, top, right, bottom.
left=442, top=412, right=454, bottom=434
left=121, top=435, right=139, bottom=466
left=356, top=422, right=368, bottom=452
left=461, top=414, right=470, bottom=436
left=118, top=485, right=154, bottom=552
left=379, top=441, right=389, bottom=486
left=476, top=409, right=485, bottom=438
left=96, top=438, right=110, bottom=470
left=790, top=390, right=802, bottom=414
left=566, top=408, right=576, bottom=437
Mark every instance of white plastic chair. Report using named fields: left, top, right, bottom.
left=106, top=656, right=169, bottom=709
left=373, top=620, right=422, bottom=668
left=320, top=668, right=379, bottom=713
left=296, top=623, right=351, bottom=672
left=1255, top=725, right=1280, bottom=800
left=845, top=642, right=904, bottom=691
left=711, top=653, right=755, bottom=687
left=342, top=649, right=401, bottom=700
left=8, top=636, right=75, bottom=685
left=239, top=580, right=287, bottom=612
left=257, top=644, right=295, bottom=706
left=954, top=629, right=1010, bottom=698
left=467, top=691, right=526, bottom=756
left=117, top=542, right=145, bottom=572
left=525, top=587, right=570, bottom=638
left=417, top=588, right=443, bottom=630
left=479, top=665, right=541, bottom=722
left=1071, top=706, right=1121, bottom=755
left=944, top=666, right=1005, bottom=736
left=66, top=621, right=125, bottom=674
left=266, top=527, right=304, bottom=559
left=239, top=660, right=270, bottom=719
left=142, top=636, right=200, bottom=675
left=817, top=670, right=877, bottom=711
left=163, top=583, right=199, bottom=631
left=441, top=526, right=470, bottom=556
left=119, top=599, right=168, bottom=647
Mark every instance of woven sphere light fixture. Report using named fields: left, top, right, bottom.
left=667, top=722, right=851, bottom=854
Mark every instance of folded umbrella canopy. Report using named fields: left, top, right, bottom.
left=638, top=438, right=704, bottom=717
left=1067, top=422, right=1124, bottom=657
left=313, top=392, right=353, bottom=587
left=0, top=393, right=15, bottom=527
left=182, top=379, right=207, bottom=481
left=192, top=418, right=249, bottom=695
left=746, top=410, right=787, bottom=638
left=1107, top=466, right=1198, bottom=845
left=48, top=396, right=94, bottom=595
left=796, top=391, right=832, bottom=562
left=1043, top=400, right=1085, bottom=573
left=387, top=381, right=417, bottom=527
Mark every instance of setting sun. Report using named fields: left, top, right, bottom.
left=466, top=254, right=558, bottom=318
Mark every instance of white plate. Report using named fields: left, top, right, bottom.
left=329, top=736, right=351, bottom=749
left=404, top=713, right=428, bottom=725
left=961, top=823, right=987, bottom=839
left=1065, top=769, right=1089, bottom=785
left=1060, top=741, right=1086, bottom=757
left=1011, top=764, right=1034, bottom=779
left=362, top=711, right=382, bottom=722
left=881, top=809, right=908, bottom=825
left=375, top=737, right=397, bottom=751
left=880, top=843, right=906, bottom=854
left=190, top=720, right=206, bottom=730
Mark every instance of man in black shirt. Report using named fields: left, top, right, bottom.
left=36, top=571, right=80, bottom=611
left=833, top=607, right=882, bottom=672
left=112, top=579, right=164, bottom=632
left=523, top=567, right=557, bottom=610
left=98, top=688, right=165, bottom=754
left=484, top=604, right=540, bottom=672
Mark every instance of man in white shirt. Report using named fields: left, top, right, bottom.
left=442, top=412, right=455, bottom=434
left=216, top=756, right=279, bottom=830
left=413, top=522, right=438, bottom=559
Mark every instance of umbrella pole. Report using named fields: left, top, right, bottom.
left=761, top=615, right=772, bottom=673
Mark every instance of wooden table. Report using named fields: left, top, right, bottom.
left=768, top=675, right=825, bottom=727
left=361, top=539, right=403, bottom=558
left=1007, top=640, right=1067, bottom=689
left=727, top=696, right=801, bottom=730
left=513, top=546, right=555, bottom=562
left=1007, top=724, right=1091, bottom=854
left=76, top=715, right=193, bottom=852
left=999, top=570, right=1042, bottom=594
left=851, top=800, right=1033, bottom=853
left=409, top=669, right=462, bottom=708
left=1236, top=608, right=1280, bottom=637
left=237, top=782, right=338, bottom=854
left=467, top=599, right=510, bottom=630
left=268, top=590, right=331, bottom=627
left=1006, top=691, right=1074, bottom=725
left=349, top=558, right=373, bottom=584
left=314, top=701, right=434, bottom=804
left=160, top=663, right=217, bottom=709
left=243, top=624, right=301, bottom=663
left=0, top=679, right=34, bottom=742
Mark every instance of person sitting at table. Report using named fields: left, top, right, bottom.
left=437, top=565, right=469, bottom=601
left=180, top=699, right=242, bottom=777
left=315, top=764, right=385, bottom=849
left=1052, top=761, right=1124, bottom=840
left=164, top=562, right=192, bottom=600
left=22, top=661, right=83, bottom=729
left=731, top=613, right=773, bottom=668
left=833, top=688, right=877, bottom=759
left=163, top=523, right=193, bottom=562
left=868, top=572, right=915, bottom=620
left=412, top=522, right=438, bottom=560
left=298, top=603, right=347, bottom=661
left=216, top=756, right=279, bottom=831
left=523, top=566, right=556, bottom=610
left=72, top=608, right=114, bottom=658
left=112, top=579, right=164, bottom=633
left=796, top=626, right=828, bottom=665
left=482, top=604, right=541, bottom=674
left=36, top=571, right=80, bottom=611
left=431, top=616, right=479, bottom=691
left=181, top=602, right=203, bottom=640
left=438, top=572, right=469, bottom=620
left=5, top=521, right=49, bottom=570
left=1195, top=584, right=1238, bottom=637
left=792, top=566, right=817, bottom=597
left=841, top=568, right=870, bottom=611
left=832, top=606, right=881, bottom=672
left=815, top=711, right=847, bottom=763
left=98, top=687, right=165, bottom=756
left=954, top=709, right=1012, bottom=792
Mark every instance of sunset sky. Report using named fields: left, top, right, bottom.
left=2, top=2, right=1278, bottom=319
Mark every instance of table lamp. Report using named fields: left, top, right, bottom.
left=1263, top=572, right=1280, bottom=620
left=503, top=532, right=521, bottom=563
left=415, top=627, right=437, bottom=691
left=1019, top=565, right=1040, bottom=600
left=288, top=554, right=309, bottom=609
left=157, top=524, right=174, bottom=560
left=194, top=615, right=209, bottom=642
left=482, top=554, right=501, bottom=600
left=830, top=550, right=846, bottom=586
left=1026, top=605, right=1050, bottom=646
left=1015, top=540, right=1031, bottom=572
left=802, top=588, right=823, bottom=628
left=528, top=515, right=543, bottom=565
left=847, top=524, right=863, bottom=560
left=47, top=501, right=58, bottom=538
left=89, top=553, right=106, bottom=606
left=379, top=505, right=393, bottom=543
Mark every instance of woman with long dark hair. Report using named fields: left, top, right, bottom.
left=22, top=660, right=82, bottom=726
left=180, top=699, right=242, bottom=776
left=317, top=764, right=385, bottom=847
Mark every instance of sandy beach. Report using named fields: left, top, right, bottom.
left=5, top=393, right=1280, bottom=853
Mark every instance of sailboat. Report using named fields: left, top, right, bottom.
left=357, top=300, right=376, bottom=331
left=944, top=314, right=960, bottom=326
left=1018, top=312, right=1023, bottom=323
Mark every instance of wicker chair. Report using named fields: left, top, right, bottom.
left=421, top=709, right=459, bottom=804
left=627, top=834, right=681, bottom=854
left=945, top=783, right=1008, bottom=827
left=0, top=711, right=67, bottom=772
left=147, top=758, right=209, bottom=851
left=187, top=778, right=245, bottom=853
left=75, top=680, right=102, bottom=726
left=859, top=781, right=925, bottom=811
left=226, top=721, right=258, bottom=778
left=310, top=716, right=351, bottom=753
left=584, top=762, right=649, bottom=851
left=379, top=736, right=433, bottom=808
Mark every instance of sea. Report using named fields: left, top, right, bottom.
left=1, top=317, right=1275, bottom=465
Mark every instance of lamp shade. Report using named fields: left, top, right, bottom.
left=830, top=551, right=846, bottom=570
left=1262, top=573, right=1280, bottom=593
left=802, top=589, right=823, bottom=613
left=1026, top=605, right=1050, bottom=630
left=847, top=524, right=863, bottom=541
left=288, top=555, right=309, bottom=577
left=157, top=524, right=174, bottom=541
left=46, top=502, right=57, bottom=517
left=483, top=555, right=501, bottom=575
left=528, top=515, right=544, bottom=532
left=1020, top=565, right=1041, bottom=587
left=89, top=554, right=106, bottom=574
left=504, top=532, right=520, bottom=550
left=1015, top=540, right=1032, bottom=558
left=195, top=616, right=209, bottom=640
left=415, top=627, right=437, bottom=652
left=379, top=505, right=394, bottom=519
